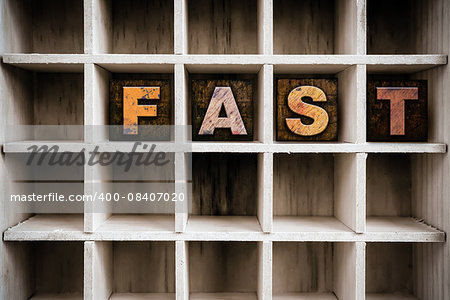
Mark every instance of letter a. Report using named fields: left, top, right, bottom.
left=199, top=87, right=247, bottom=135
left=123, top=87, right=159, bottom=135
left=286, top=86, right=329, bottom=136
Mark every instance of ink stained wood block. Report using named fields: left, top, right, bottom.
left=367, top=80, right=427, bottom=142
left=276, top=78, right=338, bottom=141
left=110, top=76, right=172, bottom=141
left=192, top=77, right=254, bottom=141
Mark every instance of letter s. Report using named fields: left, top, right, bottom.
left=286, top=86, right=329, bottom=136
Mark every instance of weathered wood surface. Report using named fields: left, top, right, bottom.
left=367, top=80, right=427, bottom=141
left=273, top=154, right=334, bottom=216
left=188, top=0, right=257, bottom=54
left=35, top=242, right=83, bottom=294
left=367, top=154, right=411, bottom=217
left=113, top=242, right=175, bottom=293
left=276, top=78, right=338, bottom=141
left=192, top=77, right=254, bottom=141
left=31, top=0, right=83, bottom=53
left=273, top=242, right=333, bottom=293
left=110, top=75, right=172, bottom=141
left=112, top=0, right=174, bottom=54
left=274, top=0, right=335, bottom=54
left=366, top=243, right=413, bottom=294
left=192, top=153, right=257, bottom=216
left=189, top=242, right=257, bottom=293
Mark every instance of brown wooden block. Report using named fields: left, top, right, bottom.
left=191, top=76, right=254, bottom=141
left=276, top=78, right=338, bottom=141
left=367, top=80, right=427, bottom=142
left=109, top=75, right=172, bottom=141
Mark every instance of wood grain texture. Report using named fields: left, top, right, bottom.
left=34, top=242, right=83, bottom=294
left=33, top=73, right=84, bottom=140
left=273, top=154, right=334, bottom=216
left=273, top=242, right=333, bottom=293
left=111, top=0, right=174, bottom=54
left=31, top=0, right=83, bottom=54
left=113, top=242, right=175, bottom=293
left=366, top=243, right=413, bottom=294
left=367, top=154, right=411, bottom=217
left=273, top=0, right=335, bottom=54
left=367, top=80, right=427, bottom=142
left=109, top=75, right=173, bottom=141
left=192, top=77, right=254, bottom=141
left=367, top=0, right=446, bottom=55
left=34, top=73, right=84, bottom=126
left=276, top=78, right=338, bottom=141
left=188, top=0, right=257, bottom=54
left=198, top=87, right=248, bottom=136
left=189, top=242, right=257, bottom=293
left=192, top=153, right=257, bottom=216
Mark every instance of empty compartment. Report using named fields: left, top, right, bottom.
left=96, top=0, right=174, bottom=54
left=366, top=153, right=446, bottom=235
left=12, top=242, right=84, bottom=299
left=6, top=152, right=84, bottom=216
left=187, top=153, right=261, bottom=232
left=189, top=241, right=258, bottom=299
left=273, top=242, right=358, bottom=299
left=91, top=241, right=175, bottom=299
left=273, top=154, right=355, bottom=233
left=3, top=67, right=84, bottom=141
left=367, top=154, right=411, bottom=218
left=4, top=0, right=83, bottom=53
left=89, top=151, right=176, bottom=232
left=367, top=0, right=446, bottom=54
left=366, top=242, right=442, bottom=299
left=273, top=0, right=335, bottom=54
left=188, top=0, right=258, bottom=54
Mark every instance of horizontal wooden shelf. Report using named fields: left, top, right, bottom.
left=273, top=293, right=338, bottom=300
left=4, top=215, right=445, bottom=243
left=30, top=293, right=83, bottom=300
left=273, top=216, right=352, bottom=233
left=2, top=54, right=447, bottom=73
left=365, top=294, right=418, bottom=300
left=97, top=214, right=174, bottom=233
left=365, top=217, right=445, bottom=242
left=109, top=293, right=175, bottom=300
left=186, top=216, right=262, bottom=233
left=3, top=214, right=84, bottom=240
left=190, top=293, right=257, bottom=300
left=3, top=141, right=447, bottom=154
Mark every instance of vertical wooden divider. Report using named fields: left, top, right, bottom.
left=258, top=0, right=273, bottom=55
left=84, top=63, right=112, bottom=233
left=174, top=0, right=188, bottom=55
left=175, top=63, right=188, bottom=233
left=257, top=241, right=272, bottom=300
left=334, top=242, right=366, bottom=300
left=176, top=240, right=189, bottom=300
left=84, top=241, right=113, bottom=300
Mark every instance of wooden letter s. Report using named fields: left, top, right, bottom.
left=286, top=86, right=329, bottom=136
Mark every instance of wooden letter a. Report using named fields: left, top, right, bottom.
left=199, top=87, right=247, bottom=135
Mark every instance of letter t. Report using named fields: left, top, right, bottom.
left=376, top=87, right=419, bottom=135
